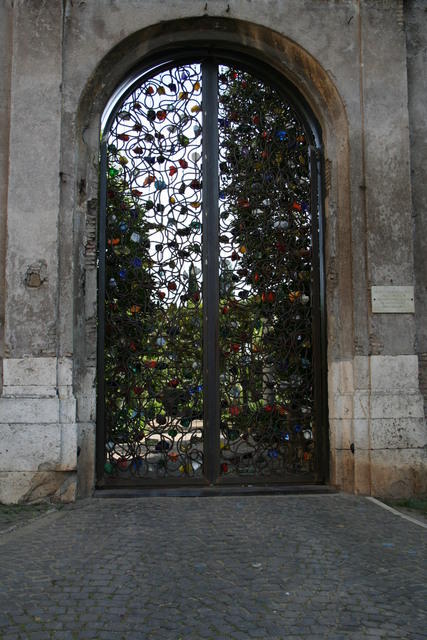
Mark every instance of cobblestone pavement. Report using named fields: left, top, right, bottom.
left=0, top=494, right=426, bottom=640
left=0, top=504, right=58, bottom=535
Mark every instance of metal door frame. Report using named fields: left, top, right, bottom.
left=96, top=48, right=328, bottom=488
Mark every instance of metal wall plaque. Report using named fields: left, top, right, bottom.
left=371, top=286, right=415, bottom=313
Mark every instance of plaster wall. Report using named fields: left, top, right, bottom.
left=0, top=0, right=425, bottom=503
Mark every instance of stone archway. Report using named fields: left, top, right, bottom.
left=70, top=17, right=353, bottom=496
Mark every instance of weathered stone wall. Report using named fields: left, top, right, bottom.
left=406, top=0, right=427, bottom=417
left=0, top=0, right=425, bottom=503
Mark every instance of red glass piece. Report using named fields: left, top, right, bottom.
left=238, top=198, right=250, bottom=208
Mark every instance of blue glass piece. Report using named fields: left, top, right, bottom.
left=132, top=257, right=142, bottom=268
left=119, top=222, right=128, bottom=232
left=268, top=449, right=279, bottom=458
left=281, top=432, right=291, bottom=441
left=294, top=424, right=302, bottom=433
left=276, top=130, right=287, bottom=141
left=119, top=269, right=127, bottom=279
left=155, top=179, right=166, bottom=191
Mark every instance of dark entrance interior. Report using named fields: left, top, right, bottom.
left=96, top=51, right=327, bottom=488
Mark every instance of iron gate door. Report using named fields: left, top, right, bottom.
left=96, top=53, right=327, bottom=487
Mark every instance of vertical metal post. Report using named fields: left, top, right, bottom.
left=96, top=139, right=108, bottom=483
left=202, top=60, right=220, bottom=484
left=309, top=144, right=328, bottom=482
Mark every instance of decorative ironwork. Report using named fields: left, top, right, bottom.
left=98, top=56, right=323, bottom=485
left=103, top=64, right=204, bottom=479
left=217, top=65, right=315, bottom=478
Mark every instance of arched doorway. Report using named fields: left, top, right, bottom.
left=96, top=51, right=327, bottom=487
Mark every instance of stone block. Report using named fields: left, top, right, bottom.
left=57, top=357, right=73, bottom=387
left=76, top=392, right=96, bottom=423
left=330, top=448, right=354, bottom=493
left=370, top=392, right=425, bottom=419
left=329, top=418, right=352, bottom=451
left=353, top=418, right=369, bottom=450
left=370, top=448, right=427, bottom=498
left=3, top=357, right=56, bottom=387
left=328, top=359, right=354, bottom=395
left=0, top=423, right=77, bottom=472
left=59, top=397, right=77, bottom=424
left=0, top=397, right=59, bottom=423
left=353, top=390, right=369, bottom=419
left=353, top=356, right=370, bottom=390
left=328, top=392, right=353, bottom=421
left=353, top=448, right=371, bottom=495
left=371, top=355, right=419, bottom=392
left=0, top=471, right=77, bottom=504
left=2, top=385, right=57, bottom=398
left=60, top=423, right=78, bottom=470
left=370, top=417, right=427, bottom=449
left=76, top=422, right=96, bottom=498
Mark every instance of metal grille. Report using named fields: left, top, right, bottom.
left=103, top=64, right=204, bottom=479
left=217, top=65, right=315, bottom=478
left=97, top=54, right=326, bottom=486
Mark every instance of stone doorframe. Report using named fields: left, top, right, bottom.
left=60, top=12, right=424, bottom=496
left=69, top=17, right=354, bottom=496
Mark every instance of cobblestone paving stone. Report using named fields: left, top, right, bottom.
left=0, top=494, right=426, bottom=639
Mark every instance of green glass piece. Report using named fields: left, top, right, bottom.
left=180, top=417, right=191, bottom=429
left=109, top=167, right=119, bottom=177
left=179, top=134, right=189, bottom=147
left=190, top=221, right=201, bottom=231
left=168, top=428, right=178, bottom=437
left=104, top=462, right=114, bottom=475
